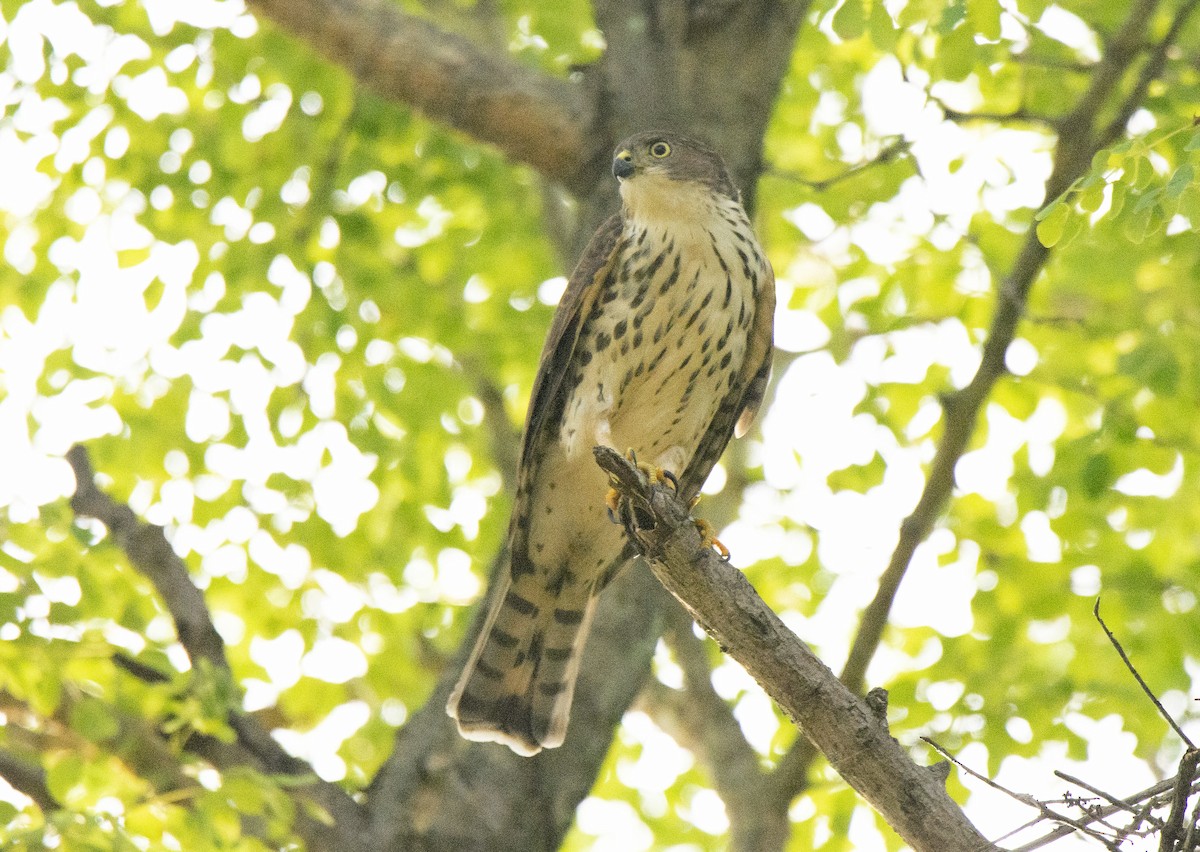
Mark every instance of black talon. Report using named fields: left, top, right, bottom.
left=661, top=470, right=680, bottom=491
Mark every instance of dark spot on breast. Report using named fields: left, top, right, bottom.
left=613, top=319, right=627, bottom=339
left=642, top=249, right=670, bottom=280
left=736, top=246, right=752, bottom=279
left=595, top=331, right=611, bottom=352
left=629, top=280, right=648, bottom=309
left=548, top=566, right=574, bottom=595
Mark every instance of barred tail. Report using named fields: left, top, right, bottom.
left=446, top=566, right=598, bottom=755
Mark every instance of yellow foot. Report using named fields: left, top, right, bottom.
left=694, top=517, right=730, bottom=561
left=625, top=447, right=680, bottom=491
left=605, top=449, right=681, bottom=523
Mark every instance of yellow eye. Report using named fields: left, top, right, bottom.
left=649, top=141, right=671, bottom=158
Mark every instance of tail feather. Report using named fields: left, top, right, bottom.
left=447, top=568, right=598, bottom=755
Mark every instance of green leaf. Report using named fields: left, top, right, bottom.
left=939, top=22, right=976, bottom=81
left=966, top=0, right=1002, bottom=40
left=832, top=0, right=867, bottom=40
left=46, top=754, right=84, bottom=805
left=1036, top=202, right=1070, bottom=247
left=1078, top=183, right=1106, bottom=213
left=69, top=697, right=121, bottom=743
left=1081, top=453, right=1114, bottom=499
left=1166, top=163, right=1194, bottom=200
left=868, top=1, right=898, bottom=50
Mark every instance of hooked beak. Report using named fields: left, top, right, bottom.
left=612, top=150, right=635, bottom=180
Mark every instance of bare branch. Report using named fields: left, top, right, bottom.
left=922, top=738, right=1123, bottom=851
left=1012, top=773, right=1200, bottom=851
left=244, top=0, right=597, bottom=189
left=768, top=139, right=911, bottom=192
left=1054, top=769, right=1162, bottom=826
left=595, top=447, right=996, bottom=852
left=66, top=445, right=369, bottom=851
left=1094, top=599, right=1195, bottom=749
left=0, top=749, right=59, bottom=812
left=67, top=445, right=227, bottom=671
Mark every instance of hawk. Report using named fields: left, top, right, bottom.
left=447, top=131, right=775, bottom=755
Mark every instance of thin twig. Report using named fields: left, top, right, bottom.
left=1055, top=768, right=1160, bottom=825
left=922, top=738, right=1122, bottom=851
left=1094, top=598, right=1195, bottom=749
left=768, top=138, right=911, bottom=192
left=1012, top=775, right=1200, bottom=851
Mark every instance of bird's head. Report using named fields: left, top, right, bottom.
left=612, top=131, right=738, bottom=223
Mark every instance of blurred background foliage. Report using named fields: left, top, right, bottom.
left=1, top=0, right=1199, bottom=848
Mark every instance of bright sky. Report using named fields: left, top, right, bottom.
left=0, top=1, right=1194, bottom=849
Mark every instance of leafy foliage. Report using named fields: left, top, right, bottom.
left=2, top=0, right=1199, bottom=849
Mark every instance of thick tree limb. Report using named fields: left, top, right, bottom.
left=245, top=0, right=598, bottom=189
left=595, top=446, right=996, bottom=852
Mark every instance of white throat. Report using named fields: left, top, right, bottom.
left=618, top=173, right=725, bottom=227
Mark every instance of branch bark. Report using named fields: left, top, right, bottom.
left=0, top=748, right=59, bottom=813
left=595, top=446, right=997, bottom=852
left=244, top=0, right=598, bottom=190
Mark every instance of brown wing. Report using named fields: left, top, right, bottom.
left=734, top=260, right=776, bottom=438
left=680, top=259, right=775, bottom=500
left=515, top=214, right=624, bottom=487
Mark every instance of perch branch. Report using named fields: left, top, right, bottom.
left=595, top=446, right=995, bottom=852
